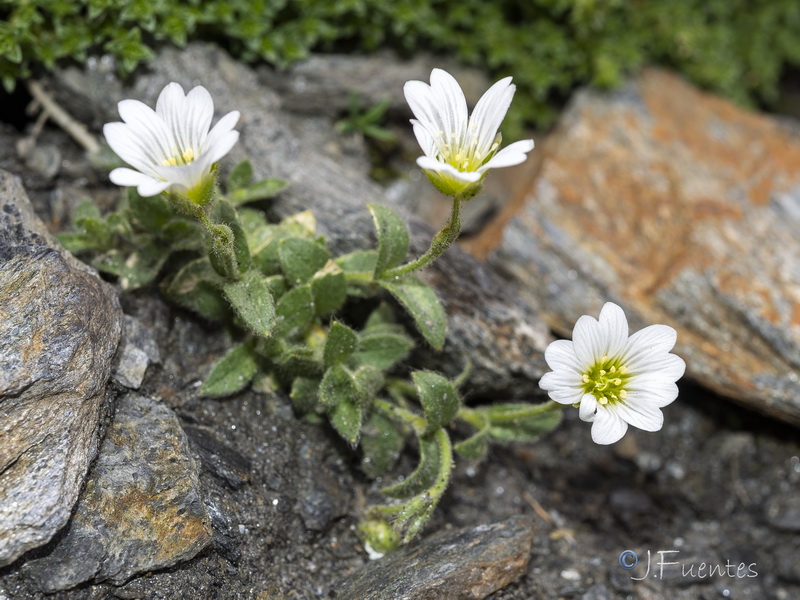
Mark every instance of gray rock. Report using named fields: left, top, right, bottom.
left=111, top=315, right=158, bottom=389
left=259, top=52, right=491, bottom=118
left=765, top=491, right=800, bottom=532
left=0, top=170, right=122, bottom=567
left=46, top=43, right=553, bottom=399
left=23, top=392, right=211, bottom=591
left=479, top=68, right=800, bottom=424
left=337, top=515, right=535, bottom=600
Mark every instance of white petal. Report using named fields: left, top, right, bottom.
left=544, top=385, right=584, bottom=405
left=103, top=122, right=161, bottom=176
left=109, top=167, right=170, bottom=197
left=204, top=111, right=241, bottom=164
left=621, top=324, right=677, bottom=366
left=614, top=398, right=664, bottom=432
left=539, top=368, right=583, bottom=391
left=598, top=302, right=629, bottom=358
left=591, top=406, right=628, bottom=445
left=478, top=139, right=534, bottom=171
left=156, top=83, right=214, bottom=157
left=469, top=76, right=514, bottom=157
left=411, top=120, right=437, bottom=158
left=416, top=156, right=483, bottom=183
left=572, top=314, right=604, bottom=366
left=624, top=380, right=680, bottom=408
left=404, top=80, right=438, bottom=130
left=579, top=393, right=598, bottom=422
left=429, top=68, right=468, bottom=144
left=627, top=352, right=685, bottom=380
left=543, top=339, right=583, bottom=372
left=117, top=99, right=174, bottom=162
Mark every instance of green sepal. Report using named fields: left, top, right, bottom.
left=323, top=321, right=359, bottom=368
left=354, top=332, right=414, bottom=370
left=279, top=237, right=330, bottom=284
left=378, top=276, right=446, bottom=350
left=381, top=433, right=441, bottom=499
left=163, top=258, right=230, bottom=321
left=367, top=203, right=409, bottom=276
left=483, top=402, right=563, bottom=442
left=222, top=269, right=276, bottom=337
left=200, top=342, right=258, bottom=397
left=210, top=198, right=251, bottom=273
left=274, top=284, right=315, bottom=337
left=360, top=411, right=407, bottom=477
left=290, top=376, right=321, bottom=414
left=310, top=260, right=347, bottom=316
left=226, top=158, right=254, bottom=192
left=413, top=371, right=460, bottom=435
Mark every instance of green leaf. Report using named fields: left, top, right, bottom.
left=367, top=203, right=409, bottom=275
left=354, top=332, right=413, bottom=370
left=58, top=232, right=97, bottom=254
left=319, top=364, right=359, bottom=408
left=290, top=376, right=321, bottom=413
left=279, top=237, right=330, bottom=284
left=382, top=433, right=441, bottom=499
left=379, top=276, right=446, bottom=350
left=275, top=344, right=323, bottom=378
left=331, top=397, right=363, bottom=446
left=119, top=243, right=169, bottom=290
left=163, top=258, right=229, bottom=321
left=226, top=158, right=254, bottom=192
left=310, top=260, right=347, bottom=316
left=200, top=343, right=258, bottom=397
left=413, top=371, right=460, bottom=435
left=353, top=365, right=384, bottom=405
left=230, top=178, right=289, bottom=205
left=453, top=412, right=491, bottom=461
left=335, top=249, right=377, bottom=275
left=324, top=321, right=359, bottom=368
left=360, top=411, right=407, bottom=477
left=72, top=199, right=102, bottom=222
left=275, top=284, right=315, bottom=337
left=127, top=188, right=174, bottom=231
left=222, top=269, right=276, bottom=336
left=484, top=402, right=563, bottom=442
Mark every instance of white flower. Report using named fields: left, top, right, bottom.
left=539, top=302, right=685, bottom=445
left=103, top=82, right=240, bottom=203
left=404, top=68, right=534, bottom=198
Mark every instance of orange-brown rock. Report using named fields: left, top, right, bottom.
left=472, top=69, right=800, bottom=425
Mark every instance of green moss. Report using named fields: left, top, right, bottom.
left=3, top=0, right=800, bottom=127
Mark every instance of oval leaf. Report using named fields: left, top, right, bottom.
left=413, top=371, right=460, bottom=435
left=484, top=402, right=563, bottom=442
left=279, top=237, right=330, bottom=284
left=223, top=269, right=276, bottom=337
left=379, top=276, right=446, bottom=350
left=200, top=343, right=258, bottom=397
left=367, top=203, right=410, bottom=276
left=324, top=321, right=359, bottom=368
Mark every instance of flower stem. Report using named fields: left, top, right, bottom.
left=385, top=195, right=463, bottom=278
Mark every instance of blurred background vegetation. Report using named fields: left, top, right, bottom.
left=2, top=0, right=800, bottom=130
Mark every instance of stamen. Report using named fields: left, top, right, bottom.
left=619, top=390, right=628, bottom=399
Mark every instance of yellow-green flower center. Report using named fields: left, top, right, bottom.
left=163, top=148, right=196, bottom=166
left=434, top=128, right=500, bottom=173
left=582, top=355, right=630, bottom=406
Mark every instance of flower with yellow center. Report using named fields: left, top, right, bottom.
left=539, top=302, right=685, bottom=445
left=103, top=82, right=240, bottom=204
left=404, top=68, right=534, bottom=199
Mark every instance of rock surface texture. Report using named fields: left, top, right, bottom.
left=337, top=515, right=535, bottom=600
left=23, top=392, right=211, bottom=591
left=474, top=69, right=800, bottom=424
left=0, top=170, right=122, bottom=567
